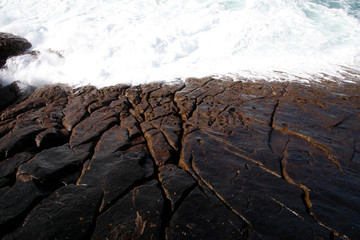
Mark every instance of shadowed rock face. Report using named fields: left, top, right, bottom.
left=0, top=77, right=359, bottom=240
left=0, top=83, right=22, bottom=112
left=0, top=33, right=33, bottom=113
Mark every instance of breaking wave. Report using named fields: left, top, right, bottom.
left=1, top=0, right=360, bottom=87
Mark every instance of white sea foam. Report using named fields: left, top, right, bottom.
left=0, top=0, right=360, bottom=88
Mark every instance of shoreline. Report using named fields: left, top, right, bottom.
left=1, top=32, right=360, bottom=239
left=1, top=31, right=360, bottom=90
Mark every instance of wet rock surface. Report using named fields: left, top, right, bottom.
left=0, top=82, right=23, bottom=112
left=0, top=77, right=359, bottom=239
left=0, top=33, right=32, bottom=68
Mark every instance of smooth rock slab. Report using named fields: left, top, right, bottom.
left=167, top=187, right=249, bottom=240
left=284, top=136, right=360, bottom=239
left=78, top=144, right=149, bottom=212
left=93, top=125, right=130, bottom=158
left=92, top=180, right=163, bottom=240
left=17, top=144, right=83, bottom=183
left=180, top=129, right=330, bottom=239
left=3, top=184, right=102, bottom=240
left=0, top=180, right=45, bottom=228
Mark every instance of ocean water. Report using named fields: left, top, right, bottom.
left=0, top=0, right=360, bottom=88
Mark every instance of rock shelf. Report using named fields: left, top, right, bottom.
left=0, top=77, right=359, bottom=239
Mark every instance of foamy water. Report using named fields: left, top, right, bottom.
left=1, top=0, right=360, bottom=88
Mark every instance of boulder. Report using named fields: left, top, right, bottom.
left=0, top=33, right=32, bottom=67
left=0, top=82, right=22, bottom=111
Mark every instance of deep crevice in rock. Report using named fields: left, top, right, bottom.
left=169, top=183, right=197, bottom=217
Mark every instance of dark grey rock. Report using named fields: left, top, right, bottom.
left=4, top=184, right=102, bottom=240
left=0, top=32, right=32, bottom=67
left=78, top=144, right=149, bottom=212
left=158, top=164, right=195, bottom=211
left=0, top=180, right=45, bottom=227
left=166, top=187, right=249, bottom=240
left=91, top=180, right=163, bottom=240
left=0, top=152, right=33, bottom=187
left=17, top=144, right=83, bottom=183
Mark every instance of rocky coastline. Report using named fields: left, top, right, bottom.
left=0, top=33, right=359, bottom=239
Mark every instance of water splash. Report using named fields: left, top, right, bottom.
left=0, top=0, right=359, bottom=88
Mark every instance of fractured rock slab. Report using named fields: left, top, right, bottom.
left=0, top=180, right=45, bottom=229
left=3, top=184, right=102, bottom=240
left=0, top=123, right=46, bottom=159
left=77, top=144, right=150, bottom=212
left=91, top=180, right=163, bottom=240
left=0, top=152, right=33, bottom=187
left=158, top=164, right=196, bottom=211
left=0, top=77, right=359, bottom=239
left=166, top=187, right=250, bottom=240
left=17, top=144, right=84, bottom=183
left=69, top=106, right=118, bottom=148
